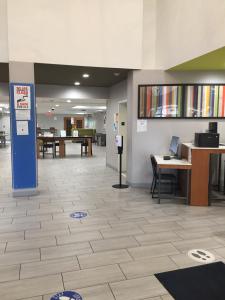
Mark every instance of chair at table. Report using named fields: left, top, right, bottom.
left=42, top=142, right=56, bottom=158
left=150, top=155, right=177, bottom=201
left=81, top=139, right=88, bottom=157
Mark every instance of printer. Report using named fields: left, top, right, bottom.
left=194, top=132, right=219, bottom=148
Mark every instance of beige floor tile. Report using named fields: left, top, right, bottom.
left=135, top=231, right=181, bottom=246
left=0, top=274, right=63, bottom=300
left=0, top=222, right=40, bottom=233
left=0, top=231, right=24, bottom=242
left=41, top=242, right=92, bottom=260
left=20, top=297, right=42, bottom=300
left=140, top=221, right=183, bottom=233
left=76, top=284, right=115, bottom=300
left=21, top=256, right=79, bottom=279
left=0, top=249, right=40, bottom=266
left=25, top=228, right=70, bottom=239
left=110, top=276, right=167, bottom=300
left=56, top=231, right=102, bottom=245
left=69, top=223, right=111, bottom=233
left=13, top=215, right=52, bottom=224
left=120, top=256, right=177, bottom=279
left=78, top=249, right=132, bottom=269
left=0, top=265, right=20, bottom=283
left=6, top=237, right=56, bottom=252
left=91, top=236, right=139, bottom=252
left=128, top=243, right=179, bottom=260
left=100, top=226, right=143, bottom=239
left=63, top=264, right=125, bottom=289
left=172, top=237, right=223, bottom=252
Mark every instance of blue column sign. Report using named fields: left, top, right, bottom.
left=10, top=83, right=38, bottom=196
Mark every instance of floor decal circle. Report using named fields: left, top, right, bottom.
left=70, top=211, right=87, bottom=219
left=188, top=249, right=215, bottom=263
left=50, top=290, right=82, bottom=300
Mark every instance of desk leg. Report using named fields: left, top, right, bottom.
left=59, top=140, right=65, bottom=158
left=158, top=168, right=161, bottom=204
left=88, top=138, right=92, bottom=157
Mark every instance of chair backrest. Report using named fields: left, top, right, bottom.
left=150, top=155, right=158, bottom=179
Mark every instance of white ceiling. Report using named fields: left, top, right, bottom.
left=0, top=96, right=107, bottom=115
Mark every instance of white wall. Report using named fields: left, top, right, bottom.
left=7, top=0, right=143, bottom=69
left=0, top=0, right=8, bottom=62
left=106, top=80, right=127, bottom=170
left=93, top=112, right=106, bottom=133
left=155, top=0, right=225, bottom=69
left=142, top=0, right=157, bottom=69
left=127, top=70, right=225, bottom=187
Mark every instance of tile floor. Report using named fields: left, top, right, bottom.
left=1, top=142, right=225, bottom=299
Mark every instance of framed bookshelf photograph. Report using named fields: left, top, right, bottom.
left=138, top=84, right=225, bottom=119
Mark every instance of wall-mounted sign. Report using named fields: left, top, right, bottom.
left=50, top=291, right=83, bottom=300
left=15, top=109, right=31, bottom=121
left=14, top=85, right=31, bottom=110
left=70, top=211, right=87, bottom=219
left=115, top=135, right=122, bottom=147
left=16, top=121, right=29, bottom=135
left=137, top=119, right=147, bottom=132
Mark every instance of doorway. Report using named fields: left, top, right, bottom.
left=118, top=101, right=127, bottom=172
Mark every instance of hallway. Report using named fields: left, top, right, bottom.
left=1, top=144, right=225, bottom=299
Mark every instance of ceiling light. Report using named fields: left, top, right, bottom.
left=99, top=106, right=107, bottom=110
left=82, top=73, right=90, bottom=78
left=75, top=112, right=86, bottom=115
left=74, top=81, right=80, bottom=86
left=66, top=99, right=71, bottom=103
left=72, top=105, right=87, bottom=109
left=55, top=104, right=60, bottom=107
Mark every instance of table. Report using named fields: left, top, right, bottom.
left=0, top=135, right=7, bottom=147
left=181, top=143, right=225, bottom=206
left=37, top=136, right=93, bottom=158
left=154, top=155, right=192, bottom=204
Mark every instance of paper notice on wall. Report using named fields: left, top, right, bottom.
left=16, top=121, right=29, bottom=135
left=15, top=110, right=31, bottom=121
left=14, top=85, right=31, bottom=110
left=137, top=119, right=147, bottom=132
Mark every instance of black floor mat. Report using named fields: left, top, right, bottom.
left=155, top=262, right=225, bottom=300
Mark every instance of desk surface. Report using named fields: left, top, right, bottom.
left=155, top=155, right=192, bottom=169
left=37, top=136, right=92, bottom=140
left=182, top=142, right=225, bottom=150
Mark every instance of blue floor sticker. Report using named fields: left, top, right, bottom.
left=50, top=290, right=82, bottom=300
left=70, top=211, right=87, bottom=219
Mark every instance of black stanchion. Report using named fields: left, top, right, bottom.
left=112, top=135, right=129, bottom=189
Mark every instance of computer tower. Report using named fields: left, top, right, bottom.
left=194, top=133, right=219, bottom=148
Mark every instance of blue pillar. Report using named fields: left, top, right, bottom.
left=9, top=62, right=38, bottom=197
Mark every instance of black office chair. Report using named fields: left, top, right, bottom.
left=150, top=155, right=177, bottom=202
left=81, top=139, right=88, bottom=157
left=42, top=142, right=56, bottom=158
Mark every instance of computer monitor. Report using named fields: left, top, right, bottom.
left=169, top=136, right=180, bottom=156
left=208, top=122, right=217, bottom=133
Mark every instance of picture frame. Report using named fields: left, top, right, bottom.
left=138, top=84, right=225, bottom=119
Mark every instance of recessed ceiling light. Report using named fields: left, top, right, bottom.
left=82, top=73, right=90, bottom=78
left=74, top=81, right=80, bottom=86
left=72, top=105, right=87, bottom=109
left=67, top=99, right=71, bottom=103
left=55, top=104, right=60, bottom=107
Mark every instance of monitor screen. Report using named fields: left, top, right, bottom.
left=169, top=136, right=180, bottom=155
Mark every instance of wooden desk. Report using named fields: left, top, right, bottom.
left=37, top=136, right=93, bottom=158
left=154, top=155, right=192, bottom=204
left=181, top=143, right=225, bottom=206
